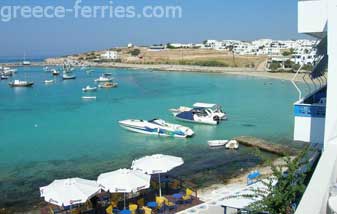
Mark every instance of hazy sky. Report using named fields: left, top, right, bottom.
left=0, top=0, right=307, bottom=58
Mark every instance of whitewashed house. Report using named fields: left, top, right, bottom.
left=101, top=51, right=118, bottom=60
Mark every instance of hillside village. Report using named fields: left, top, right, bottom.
left=46, top=39, right=317, bottom=72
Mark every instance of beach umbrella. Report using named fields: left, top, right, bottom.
left=97, top=168, right=151, bottom=209
left=40, top=178, right=101, bottom=207
left=131, top=154, right=184, bottom=197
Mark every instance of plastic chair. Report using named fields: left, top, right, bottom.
left=129, top=204, right=138, bottom=214
left=137, top=198, right=145, bottom=207
left=142, top=206, right=152, bottom=214
left=182, top=188, right=193, bottom=204
left=156, top=196, right=165, bottom=209
left=163, top=197, right=177, bottom=211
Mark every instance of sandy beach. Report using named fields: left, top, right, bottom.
left=13, top=60, right=316, bottom=82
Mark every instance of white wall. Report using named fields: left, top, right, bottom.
left=298, top=0, right=327, bottom=35
left=294, top=117, right=325, bottom=144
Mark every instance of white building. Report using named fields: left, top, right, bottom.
left=294, top=0, right=337, bottom=213
left=101, top=51, right=118, bottom=60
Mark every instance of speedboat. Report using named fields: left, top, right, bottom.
left=62, top=73, right=76, bottom=80
left=98, top=82, right=118, bottom=88
left=52, top=69, right=60, bottom=76
left=225, top=140, right=239, bottom=150
left=82, top=85, right=97, bottom=92
left=95, top=76, right=113, bottom=82
left=170, top=103, right=227, bottom=120
left=9, top=80, right=34, bottom=87
left=118, top=118, right=194, bottom=138
left=173, top=108, right=221, bottom=125
left=208, top=140, right=229, bottom=147
left=44, top=80, right=54, bottom=84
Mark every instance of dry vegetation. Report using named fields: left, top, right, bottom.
left=46, top=47, right=268, bottom=69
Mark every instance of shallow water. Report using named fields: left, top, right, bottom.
left=0, top=67, right=301, bottom=209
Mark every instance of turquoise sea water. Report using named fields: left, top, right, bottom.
left=0, top=67, right=301, bottom=209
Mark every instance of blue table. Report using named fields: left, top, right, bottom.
left=120, top=210, right=131, bottom=214
left=146, top=201, right=158, bottom=209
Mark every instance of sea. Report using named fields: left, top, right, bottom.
left=0, top=66, right=305, bottom=210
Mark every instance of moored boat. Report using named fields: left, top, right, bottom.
left=173, top=108, right=221, bottom=125
left=225, top=140, right=239, bottom=150
left=208, top=140, right=229, bottom=147
left=82, top=96, right=96, bottom=100
left=95, top=76, right=113, bottom=83
left=82, top=85, right=97, bottom=92
left=118, top=118, right=194, bottom=138
left=52, top=69, right=60, bottom=76
left=1, top=75, right=9, bottom=80
left=44, top=80, right=55, bottom=84
left=9, top=80, right=34, bottom=87
left=62, top=73, right=76, bottom=80
left=170, top=103, right=227, bottom=120
left=98, top=82, right=118, bottom=88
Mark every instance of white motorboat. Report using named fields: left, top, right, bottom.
left=225, top=140, right=239, bottom=150
left=44, top=80, right=55, bottom=84
left=170, top=103, right=227, bottom=120
left=118, top=118, right=194, bottom=138
left=95, top=76, right=113, bottom=83
left=208, top=140, right=229, bottom=147
left=173, top=108, right=221, bottom=125
left=62, top=73, right=76, bottom=80
left=9, top=80, right=34, bottom=87
left=52, top=69, right=60, bottom=76
left=82, top=85, right=97, bottom=92
left=82, top=96, right=96, bottom=100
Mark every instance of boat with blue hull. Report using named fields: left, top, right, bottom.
left=118, top=119, right=194, bottom=138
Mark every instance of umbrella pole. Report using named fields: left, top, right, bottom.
left=159, top=174, right=162, bottom=197
left=124, top=192, right=126, bottom=210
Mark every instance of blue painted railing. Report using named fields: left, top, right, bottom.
left=294, top=104, right=326, bottom=118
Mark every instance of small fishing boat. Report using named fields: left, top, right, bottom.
left=95, top=76, right=113, bottom=83
left=9, top=80, right=34, bottom=87
left=62, top=73, right=76, bottom=80
left=118, top=118, right=194, bottom=138
left=82, top=96, right=96, bottom=100
left=103, top=72, right=113, bottom=76
left=44, top=80, right=55, bottom=84
left=82, top=85, right=97, bottom=92
left=1, top=75, right=9, bottom=80
left=98, top=82, right=118, bottom=88
left=225, top=140, right=239, bottom=150
left=208, top=140, right=229, bottom=147
left=52, top=69, right=60, bottom=76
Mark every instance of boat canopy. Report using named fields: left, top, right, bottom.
left=193, top=102, right=217, bottom=108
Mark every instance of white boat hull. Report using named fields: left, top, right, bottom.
left=119, top=119, right=194, bottom=138
left=208, top=140, right=229, bottom=147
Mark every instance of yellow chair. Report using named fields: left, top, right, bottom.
left=105, top=205, right=113, bottom=214
left=71, top=208, right=80, bottom=214
left=129, top=204, right=138, bottom=214
left=156, top=196, right=166, bottom=208
left=142, top=206, right=152, bottom=214
left=137, top=198, right=145, bottom=207
left=182, top=188, right=194, bottom=201
left=162, top=197, right=175, bottom=207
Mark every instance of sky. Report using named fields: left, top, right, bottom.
left=0, top=0, right=307, bottom=58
